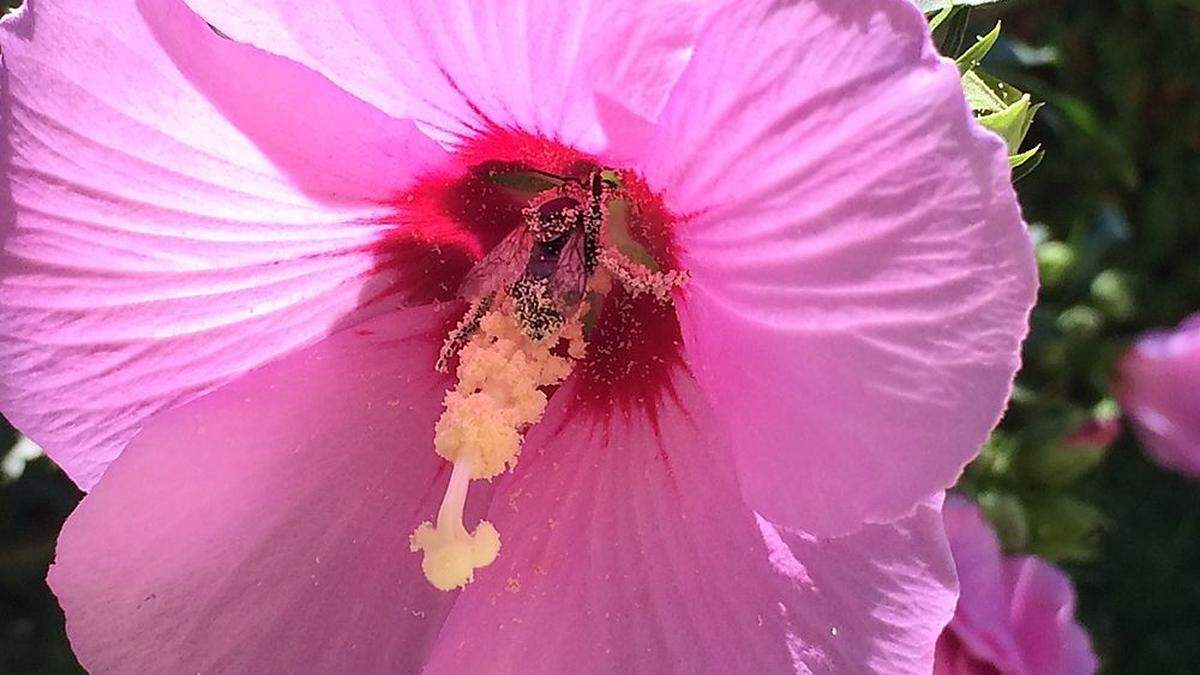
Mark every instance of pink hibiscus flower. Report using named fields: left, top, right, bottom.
left=0, top=0, right=1036, bottom=671
left=935, top=496, right=1097, bottom=675
left=1115, top=314, right=1200, bottom=476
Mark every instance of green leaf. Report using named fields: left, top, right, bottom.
left=956, top=21, right=1002, bottom=74
left=1023, top=495, right=1106, bottom=563
left=930, top=4, right=1046, bottom=182
left=977, top=95, right=1040, bottom=153
left=1010, top=147, right=1045, bottom=183
left=978, top=491, right=1030, bottom=552
left=962, top=70, right=1008, bottom=114
left=1009, top=145, right=1042, bottom=168
left=1056, top=304, right=1104, bottom=339
left=1090, top=269, right=1136, bottom=320
left=1018, top=439, right=1108, bottom=487
left=928, top=2, right=956, bottom=32
left=935, top=6, right=973, bottom=56
left=972, top=68, right=1029, bottom=107
left=917, top=0, right=1014, bottom=12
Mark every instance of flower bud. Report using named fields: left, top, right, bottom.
left=977, top=491, right=1029, bottom=551
left=1057, top=305, right=1103, bottom=339
left=1025, top=495, right=1106, bottom=562
left=1036, top=240, right=1075, bottom=288
left=1090, top=269, right=1134, bottom=320
left=1018, top=409, right=1119, bottom=486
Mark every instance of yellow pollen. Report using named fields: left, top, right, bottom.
left=412, top=299, right=582, bottom=590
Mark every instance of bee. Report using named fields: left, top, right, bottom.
left=437, top=170, right=620, bottom=371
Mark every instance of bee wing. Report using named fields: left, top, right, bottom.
left=548, top=229, right=589, bottom=312
left=458, top=226, right=534, bottom=301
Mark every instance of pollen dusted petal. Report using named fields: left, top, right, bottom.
left=47, top=307, right=485, bottom=673
left=421, top=371, right=958, bottom=674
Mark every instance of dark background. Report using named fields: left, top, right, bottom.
left=1, top=0, right=1198, bottom=673
left=1000, top=2, right=1200, bottom=673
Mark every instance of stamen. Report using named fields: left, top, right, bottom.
left=413, top=299, right=582, bottom=590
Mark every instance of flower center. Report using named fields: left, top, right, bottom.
left=408, top=159, right=687, bottom=591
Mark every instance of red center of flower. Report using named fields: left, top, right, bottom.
left=373, top=131, right=688, bottom=423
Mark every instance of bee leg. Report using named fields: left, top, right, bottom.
left=597, top=246, right=689, bottom=303
left=437, top=293, right=495, bottom=373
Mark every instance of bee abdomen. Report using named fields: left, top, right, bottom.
left=509, top=277, right=565, bottom=341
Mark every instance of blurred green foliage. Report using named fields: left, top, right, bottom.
left=0, top=0, right=1198, bottom=673
left=951, top=1, right=1200, bottom=673
left=0, top=444, right=81, bottom=675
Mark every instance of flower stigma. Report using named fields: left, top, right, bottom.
left=409, top=167, right=687, bottom=591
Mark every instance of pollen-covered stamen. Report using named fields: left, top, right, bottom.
left=412, top=301, right=584, bottom=590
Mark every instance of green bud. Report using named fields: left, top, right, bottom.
left=1018, top=440, right=1108, bottom=486
left=974, top=431, right=1018, bottom=477
left=1012, top=403, right=1116, bottom=485
left=1040, top=342, right=1068, bottom=371
left=1092, top=398, right=1120, bottom=421
left=978, top=491, right=1029, bottom=552
left=1056, top=305, right=1104, bottom=338
left=1009, top=383, right=1038, bottom=407
left=1036, top=241, right=1075, bottom=287
left=1025, top=495, right=1106, bottom=562
left=1090, top=269, right=1135, bottom=320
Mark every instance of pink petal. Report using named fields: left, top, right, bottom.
left=632, top=0, right=1037, bottom=534
left=932, top=632, right=998, bottom=675
left=941, top=496, right=1097, bottom=675
left=183, top=0, right=705, bottom=152
left=942, top=496, right=1026, bottom=672
left=0, top=0, right=450, bottom=489
left=422, top=372, right=956, bottom=674
left=1115, top=313, right=1200, bottom=476
left=48, top=306, right=479, bottom=673
left=1003, top=557, right=1098, bottom=675
left=760, top=494, right=958, bottom=674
